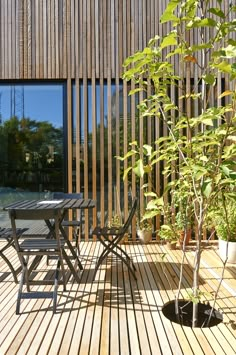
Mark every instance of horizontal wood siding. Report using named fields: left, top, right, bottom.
left=0, top=0, right=229, bottom=240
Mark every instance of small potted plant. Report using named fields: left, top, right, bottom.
left=159, top=224, right=178, bottom=250
left=137, top=217, right=153, bottom=244
left=207, top=197, right=236, bottom=263
left=108, top=213, right=129, bottom=243
left=175, top=211, right=192, bottom=248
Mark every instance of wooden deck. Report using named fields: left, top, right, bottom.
left=0, top=240, right=236, bottom=355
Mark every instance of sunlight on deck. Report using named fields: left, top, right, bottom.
left=0, top=241, right=236, bottom=355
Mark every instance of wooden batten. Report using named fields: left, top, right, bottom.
left=0, top=0, right=230, bottom=240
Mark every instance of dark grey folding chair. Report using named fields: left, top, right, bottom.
left=0, top=227, right=27, bottom=283
left=53, top=192, right=83, bottom=253
left=92, top=198, right=138, bottom=280
left=9, top=208, right=67, bottom=314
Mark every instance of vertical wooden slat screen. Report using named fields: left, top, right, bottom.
left=0, top=0, right=231, bottom=240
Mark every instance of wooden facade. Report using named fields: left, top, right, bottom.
left=0, top=0, right=231, bottom=239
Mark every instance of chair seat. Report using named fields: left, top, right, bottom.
left=93, top=226, right=123, bottom=236
left=61, top=220, right=81, bottom=227
left=20, top=238, right=65, bottom=250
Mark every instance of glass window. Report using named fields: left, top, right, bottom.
left=0, top=83, right=65, bottom=207
left=72, top=80, right=142, bottom=217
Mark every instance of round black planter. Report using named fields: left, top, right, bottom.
left=162, top=300, right=223, bottom=328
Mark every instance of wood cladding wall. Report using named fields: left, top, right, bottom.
left=0, top=0, right=229, bottom=240
left=0, top=0, right=164, bottom=80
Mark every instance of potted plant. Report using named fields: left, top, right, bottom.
left=137, top=217, right=153, bottom=244
left=159, top=224, right=178, bottom=249
left=207, top=196, right=236, bottom=263
left=107, top=213, right=129, bottom=243
left=119, top=0, right=236, bottom=327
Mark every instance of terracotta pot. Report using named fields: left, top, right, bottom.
left=178, top=229, right=191, bottom=248
left=137, top=229, right=152, bottom=244
left=166, top=241, right=177, bottom=250
left=218, top=239, right=236, bottom=263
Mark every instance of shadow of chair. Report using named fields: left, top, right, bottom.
left=9, top=208, right=67, bottom=314
left=92, top=197, right=138, bottom=280
left=53, top=192, right=83, bottom=253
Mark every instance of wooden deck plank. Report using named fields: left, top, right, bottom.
left=99, top=254, right=112, bottom=355
left=131, top=243, right=168, bottom=354
left=58, top=241, right=96, bottom=355
left=68, top=241, right=100, bottom=354
left=78, top=242, right=104, bottom=355
left=88, top=244, right=107, bottom=355
left=109, top=252, right=120, bottom=355
left=48, top=245, right=92, bottom=355
left=0, top=241, right=236, bottom=355
left=121, top=248, right=141, bottom=355
left=127, top=244, right=154, bottom=355
left=0, top=267, right=55, bottom=354
left=164, top=244, right=236, bottom=354
left=136, top=243, right=182, bottom=355
left=117, top=248, right=130, bottom=355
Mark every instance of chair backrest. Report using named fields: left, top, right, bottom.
left=53, top=192, right=83, bottom=200
left=9, top=208, right=62, bottom=251
left=9, top=208, right=62, bottom=221
left=122, top=197, right=138, bottom=234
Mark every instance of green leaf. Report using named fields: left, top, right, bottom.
left=163, top=103, right=178, bottom=112
left=228, top=39, right=236, bottom=46
left=220, top=45, right=236, bottom=59
left=202, top=74, right=216, bottom=85
left=221, top=165, right=230, bottom=176
left=201, top=118, right=214, bottom=126
left=202, top=180, right=212, bottom=198
left=116, top=150, right=137, bottom=161
left=143, top=144, right=152, bottom=156
left=144, top=191, right=158, bottom=198
left=123, top=167, right=132, bottom=181
left=143, top=210, right=159, bottom=219
left=128, top=88, right=143, bottom=95
left=208, top=7, right=225, bottom=18
left=200, top=156, right=208, bottom=162
left=214, top=61, right=232, bottom=73
left=160, top=0, right=180, bottom=24
left=133, top=159, right=144, bottom=178
left=232, top=63, right=236, bottom=73
left=191, top=43, right=213, bottom=51
left=160, top=31, right=177, bottom=49
left=187, top=18, right=217, bottom=28
left=145, top=200, right=159, bottom=210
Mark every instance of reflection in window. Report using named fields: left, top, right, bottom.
left=73, top=80, right=143, bottom=215
left=0, top=83, right=65, bottom=205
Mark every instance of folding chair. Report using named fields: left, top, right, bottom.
left=9, top=208, right=67, bottom=314
left=92, top=197, right=138, bottom=280
left=53, top=192, right=83, bottom=253
left=0, top=227, right=27, bottom=283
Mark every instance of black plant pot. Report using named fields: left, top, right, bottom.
left=162, top=300, right=223, bottom=328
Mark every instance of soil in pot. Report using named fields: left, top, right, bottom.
left=162, top=300, right=223, bottom=328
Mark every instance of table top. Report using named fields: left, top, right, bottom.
left=3, top=198, right=96, bottom=211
